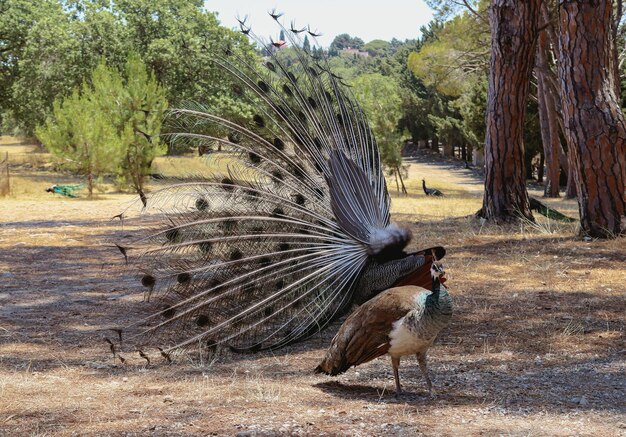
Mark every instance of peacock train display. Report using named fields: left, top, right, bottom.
left=112, top=12, right=446, bottom=358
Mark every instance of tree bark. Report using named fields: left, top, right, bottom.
left=558, top=0, right=626, bottom=237
left=479, top=0, right=540, bottom=221
left=394, top=169, right=400, bottom=193
left=536, top=47, right=561, bottom=197
left=558, top=143, right=569, bottom=179
left=87, top=171, right=93, bottom=198
left=565, top=150, right=577, bottom=198
left=397, top=165, right=408, bottom=195
left=537, top=3, right=576, bottom=197
left=536, top=8, right=561, bottom=198
left=538, top=152, right=545, bottom=183
left=612, top=0, right=623, bottom=99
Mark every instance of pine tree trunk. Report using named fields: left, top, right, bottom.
left=538, top=153, right=544, bottom=184
left=87, top=171, right=93, bottom=198
left=396, top=166, right=408, bottom=195
left=558, top=0, right=626, bottom=238
left=565, top=152, right=577, bottom=199
left=479, top=0, right=539, bottom=222
left=394, top=170, right=400, bottom=193
left=536, top=16, right=561, bottom=198
left=537, top=62, right=561, bottom=197
left=558, top=143, right=569, bottom=182
left=612, top=0, right=623, bottom=100
left=537, top=3, right=571, bottom=197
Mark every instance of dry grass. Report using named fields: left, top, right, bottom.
left=152, top=153, right=239, bottom=178
left=0, top=136, right=48, bottom=167
left=0, top=136, right=246, bottom=201
left=0, top=148, right=625, bottom=436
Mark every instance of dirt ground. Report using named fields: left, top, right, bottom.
left=1, top=151, right=625, bottom=436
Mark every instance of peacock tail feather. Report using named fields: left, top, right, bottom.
left=114, top=12, right=444, bottom=356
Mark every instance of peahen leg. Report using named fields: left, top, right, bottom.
left=416, top=351, right=433, bottom=395
left=391, top=356, right=402, bottom=397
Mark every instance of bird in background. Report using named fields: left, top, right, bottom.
left=45, top=184, right=84, bottom=198
left=315, top=262, right=452, bottom=397
left=422, top=179, right=444, bottom=197
left=112, top=11, right=447, bottom=359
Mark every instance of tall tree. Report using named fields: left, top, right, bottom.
left=329, top=33, right=364, bottom=55
left=114, top=53, right=168, bottom=199
left=36, top=54, right=167, bottom=198
left=558, top=0, right=626, bottom=238
left=352, top=73, right=407, bottom=193
left=36, top=86, right=123, bottom=197
left=5, top=1, right=78, bottom=136
left=536, top=20, right=561, bottom=198
left=0, top=0, right=49, bottom=130
left=118, top=0, right=254, bottom=105
left=479, top=0, right=540, bottom=221
left=1, top=0, right=256, bottom=136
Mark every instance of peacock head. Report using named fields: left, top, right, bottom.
left=430, top=261, right=445, bottom=280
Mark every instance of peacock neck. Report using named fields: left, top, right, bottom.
left=425, top=277, right=451, bottom=313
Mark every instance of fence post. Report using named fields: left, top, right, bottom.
left=0, top=152, right=10, bottom=197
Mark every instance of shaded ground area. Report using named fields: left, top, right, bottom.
left=1, top=155, right=625, bottom=436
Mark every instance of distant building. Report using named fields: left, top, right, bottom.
left=341, top=47, right=369, bottom=57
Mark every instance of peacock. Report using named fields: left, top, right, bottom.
left=113, top=12, right=447, bottom=358
left=315, top=262, right=452, bottom=397
left=45, top=184, right=84, bottom=198
left=422, top=179, right=443, bottom=197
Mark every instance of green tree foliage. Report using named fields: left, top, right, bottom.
left=36, top=87, right=122, bottom=197
left=2, top=1, right=78, bottom=135
left=113, top=53, right=168, bottom=195
left=1, top=0, right=135, bottom=136
left=117, top=0, right=254, bottom=104
left=407, top=12, right=490, bottom=159
left=457, top=77, right=487, bottom=148
left=363, top=39, right=391, bottom=57
left=428, top=102, right=466, bottom=149
left=115, top=0, right=257, bottom=149
left=385, top=37, right=439, bottom=143
left=407, top=12, right=488, bottom=97
left=36, top=54, right=167, bottom=197
left=352, top=73, right=407, bottom=193
left=329, top=33, right=365, bottom=55
left=0, top=0, right=256, bottom=138
left=425, top=0, right=486, bottom=20
left=0, top=0, right=48, bottom=130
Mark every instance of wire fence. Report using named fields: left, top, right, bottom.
left=0, top=150, right=56, bottom=197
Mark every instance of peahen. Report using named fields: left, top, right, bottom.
left=113, top=12, right=446, bottom=357
left=315, top=262, right=452, bottom=397
left=422, top=179, right=443, bottom=197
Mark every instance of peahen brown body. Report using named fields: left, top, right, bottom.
left=316, top=263, right=452, bottom=396
left=112, top=12, right=447, bottom=358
